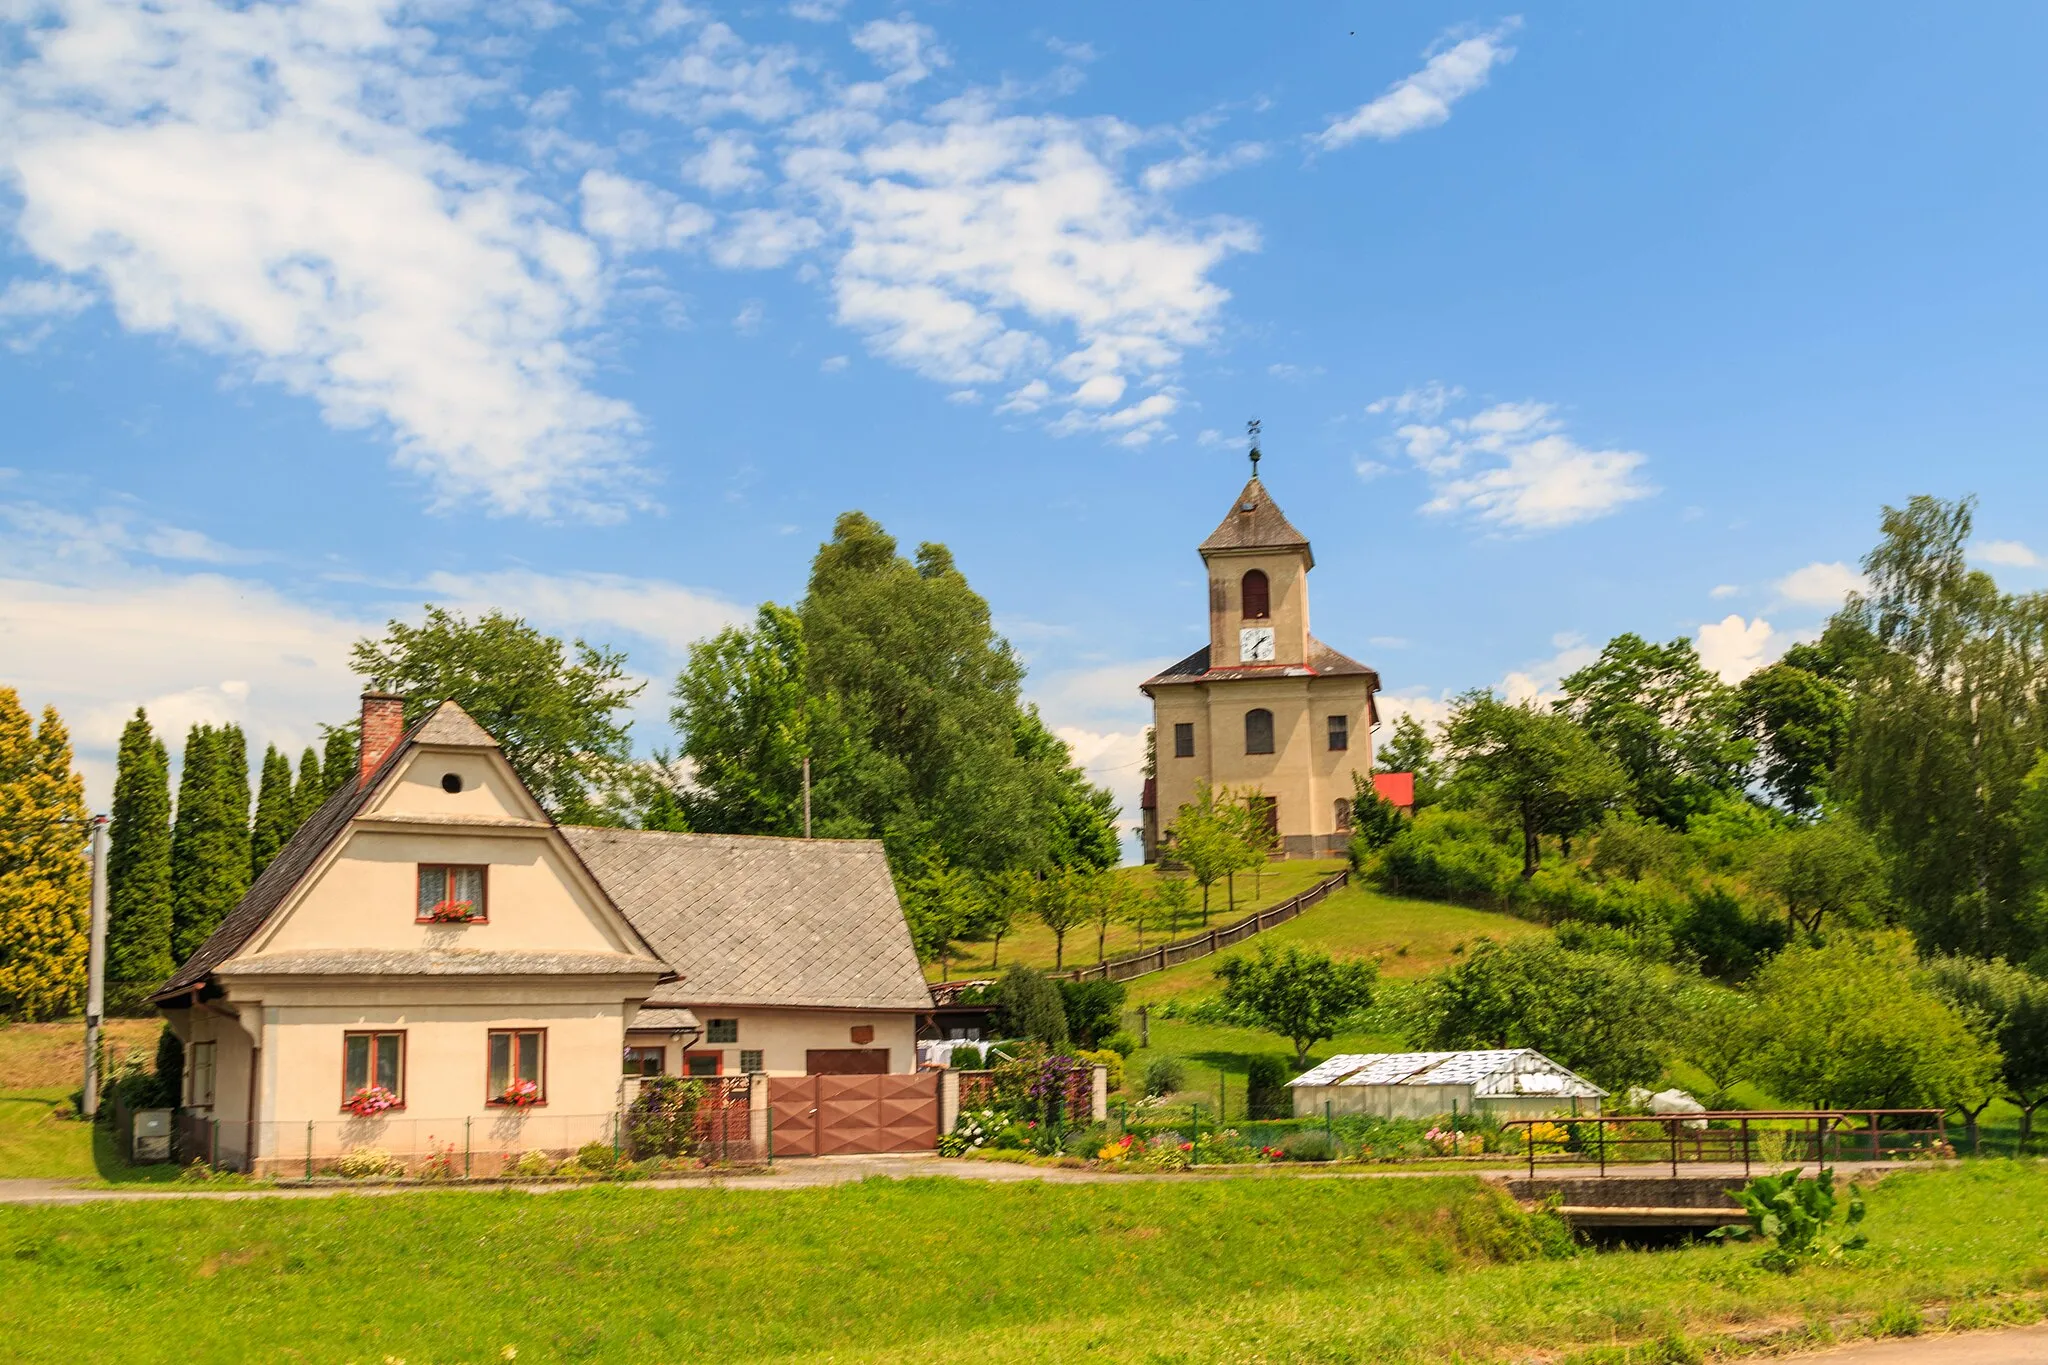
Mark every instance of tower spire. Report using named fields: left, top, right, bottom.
left=1247, top=417, right=1262, bottom=479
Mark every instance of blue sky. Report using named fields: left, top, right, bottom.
left=4, top=2, right=2046, bottom=849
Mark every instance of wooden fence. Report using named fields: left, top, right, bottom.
left=1052, top=868, right=1350, bottom=985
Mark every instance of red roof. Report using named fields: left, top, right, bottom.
left=1372, top=772, right=1415, bottom=809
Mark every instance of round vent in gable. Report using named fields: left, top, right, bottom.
left=441, top=773, right=464, bottom=794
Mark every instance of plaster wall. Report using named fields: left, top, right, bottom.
left=625, top=1007, right=918, bottom=1077
left=1205, top=548, right=1311, bottom=667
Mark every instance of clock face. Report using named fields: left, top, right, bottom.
left=1240, top=626, right=1275, bottom=663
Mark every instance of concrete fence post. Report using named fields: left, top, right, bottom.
left=940, top=1068, right=962, bottom=1136
left=749, top=1073, right=771, bottom=1155
left=1090, top=1065, right=1108, bottom=1123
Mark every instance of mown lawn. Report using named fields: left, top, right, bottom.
left=929, top=858, right=1350, bottom=980
left=0, top=1020, right=186, bottom=1184
left=1, top=1164, right=2044, bottom=1362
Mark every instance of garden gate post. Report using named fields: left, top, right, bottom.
left=1668, top=1118, right=1677, bottom=1177
left=464, top=1116, right=471, bottom=1178
left=1325, top=1101, right=1333, bottom=1147
left=305, top=1121, right=312, bottom=1179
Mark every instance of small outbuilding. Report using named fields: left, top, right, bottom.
left=1287, top=1049, right=1605, bottom=1121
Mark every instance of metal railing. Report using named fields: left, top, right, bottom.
left=1502, top=1109, right=1951, bottom=1179
left=1052, top=869, right=1350, bottom=984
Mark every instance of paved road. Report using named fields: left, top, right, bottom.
left=0, top=1156, right=1931, bottom=1205
left=1787, top=1324, right=2048, bottom=1361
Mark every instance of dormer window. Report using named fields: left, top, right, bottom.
left=1241, top=569, right=1270, bottom=620
left=418, top=864, right=487, bottom=923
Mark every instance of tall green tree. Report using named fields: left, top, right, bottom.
left=1374, top=713, right=1442, bottom=809
left=1734, top=652, right=1853, bottom=816
left=1164, top=779, right=1252, bottom=922
left=1749, top=818, right=1887, bottom=937
left=1441, top=691, right=1629, bottom=877
left=1012, top=708, right=1120, bottom=871
left=670, top=603, right=833, bottom=837
left=170, top=725, right=251, bottom=963
left=0, top=692, right=90, bottom=1020
left=1748, top=934, right=2000, bottom=1112
left=1404, top=937, right=1674, bottom=1090
left=291, top=746, right=324, bottom=823
left=106, top=710, right=174, bottom=999
left=1831, top=496, right=2048, bottom=960
left=351, top=606, right=642, bottom=822
left=1032, top=867, right=1091, bottom=971
left=1559, top=633, right=1752, bottom=827
left=1924, top=954, right=2048, bottom=1150
left=319, top=729, right=355, bottom=800
left=249, top=744, right=296, bottom=878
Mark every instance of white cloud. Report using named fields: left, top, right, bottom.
left=851, top=18, right=948, bottom=89
left=733, top=300, right=766, bottom=335
left=819, top=353, right=850, bottom=372
left=1695, top=614, right=1779, bottom=684
left=1, top=0, right=647, bottom=518
left=786, top=0, right=846, bottom=22
left=579, top=170, right=715, bottom=253
left=945, top=389, right=980, bottom=404
left=711, top=208, right=827, bottom=269
left=1774, top=560, right=1866, bottom=609
left=1367, top=382, right=1462, bottom=419
left=1389, top=398, right=1653, bottom=531
left=1710, top=583, right=1740, bottom=599
left=1353, top=458, right=1391, bottom=480
left=1140, top=141, right=1268, bottom=193
left=1315, top=22, right=1519, bottom=150
left=415, top=568, right=746, bottom=659
left=1976, top=539, right=2042, bottom=569
left=686, top=131, right=767, bottom=195
left=627, top=21, right=808, bottom=123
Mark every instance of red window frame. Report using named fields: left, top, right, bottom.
left=486, top=1028, right=547, bottom=1106
left=417, top=864, right=489, bottom=924
left=681, top=1050, right=724, bottom=1077
left=342, top=1030, right=406, bottom=1111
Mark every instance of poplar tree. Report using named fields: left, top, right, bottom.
left=292, top=746, right=324, bottom=823
left=171, top=725, right=252, bottom=963
left=249, top=744, right=295, bottom=878
left=320, top=729, right=356, bottom=799
left=107, top=710, right=174, bottom=1000
left=0, top=691, right=90, bottom=1020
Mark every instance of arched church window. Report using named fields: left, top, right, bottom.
left=1245, top=708, right=1275, bottom=755
left=1241, top=570, right=1270, bottom=620
left=1335, top=798, right=1352, bottom=831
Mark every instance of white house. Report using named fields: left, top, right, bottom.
left=153, top=692, right=932, bottom=1174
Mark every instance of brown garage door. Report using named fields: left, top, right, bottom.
left=768, top=1073, right=937, bottom=1157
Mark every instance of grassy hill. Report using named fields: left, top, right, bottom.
left=928, top=858, right=1350, bottom=981
left=1112, top=882, right=1549, bottom=1119
left=0, top=1017, right=177, bottom=1184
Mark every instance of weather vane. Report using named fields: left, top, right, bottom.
left=1247, top=418, right=1262, bottom=477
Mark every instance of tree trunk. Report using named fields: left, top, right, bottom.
left=2017, top=1096, right=2044, bottom=1151
left=1054, top=932, right=1064, bottom=970
left=1521, top=821, right=1539, bottom=878
left=1097, top=926, right=1107, bottom=963
left=991, top=930, right=1003, bottom=969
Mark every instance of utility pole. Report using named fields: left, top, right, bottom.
left=802, top=756, right=812, bottom=839
left=81, top=814, right=110, bottom=1119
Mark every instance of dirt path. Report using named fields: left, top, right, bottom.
left=1785, top=1323, right=2048, bottom=1361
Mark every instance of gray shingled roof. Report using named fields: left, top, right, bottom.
left=1141, top=637, right=1380, bottom=690
left=1198, top=477, right=1314, bottom=564
left=561, top=827, right=932, bottom=1010
left=150, top=699, right=505, bottom=1002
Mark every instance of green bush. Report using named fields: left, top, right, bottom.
left=576, top=1140, right=618, bottom=1174
left=1103, top=1032, right=1137, bottom=1058
left=1245, top=1055, right=1291, bottom=1120
left=627, top=1076, right=706, bottom=1159
left=1057, top=978, right=1127, bottom=1049
left=949, top=1044, right=984, bottom=1070
left=995, top=964, right=1068, bottom=1046
left=1144, top=1055, right=1187, bottom=1097
left=1280, top=1131, right=1338, bottom=1162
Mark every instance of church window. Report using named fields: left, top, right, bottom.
left=1245, top=709, right=1275, bottom=755
left=1327, top=714, right=1349, bottom=751
left=1241, top=570, right=1270, bottom=620
left=1173, top=722, right=1195, bottom=758
left=1335, top=798, right=1352, bottom=831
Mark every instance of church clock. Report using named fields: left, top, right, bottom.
left=1239, top=626, right=1275, bottom=663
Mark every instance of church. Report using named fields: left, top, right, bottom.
left=1139, top=456, right=1388, bottom=861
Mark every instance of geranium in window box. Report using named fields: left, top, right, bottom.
left=346, top=1085, right=401, bottom=1116
left=496, top=1079, right=542, bottom=1107
left=427, top=899, right=480, bottom=923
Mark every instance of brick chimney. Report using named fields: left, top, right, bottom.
left=359, top=691, right=407, bottom=780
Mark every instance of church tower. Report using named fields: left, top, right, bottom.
left=1140, top=451, right=1381, bottom=861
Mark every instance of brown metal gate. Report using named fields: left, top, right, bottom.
left=767, top=1073, right=938, bottom=1156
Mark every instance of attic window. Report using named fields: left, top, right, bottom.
left=441, top=772, right=464, bottom=793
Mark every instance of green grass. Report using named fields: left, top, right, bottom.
left=929, top=858, right=1350, bottom=980
left=0, top=1020, right=190, bottom=1185
left=1, top=1163, right=2044, bottom=1361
